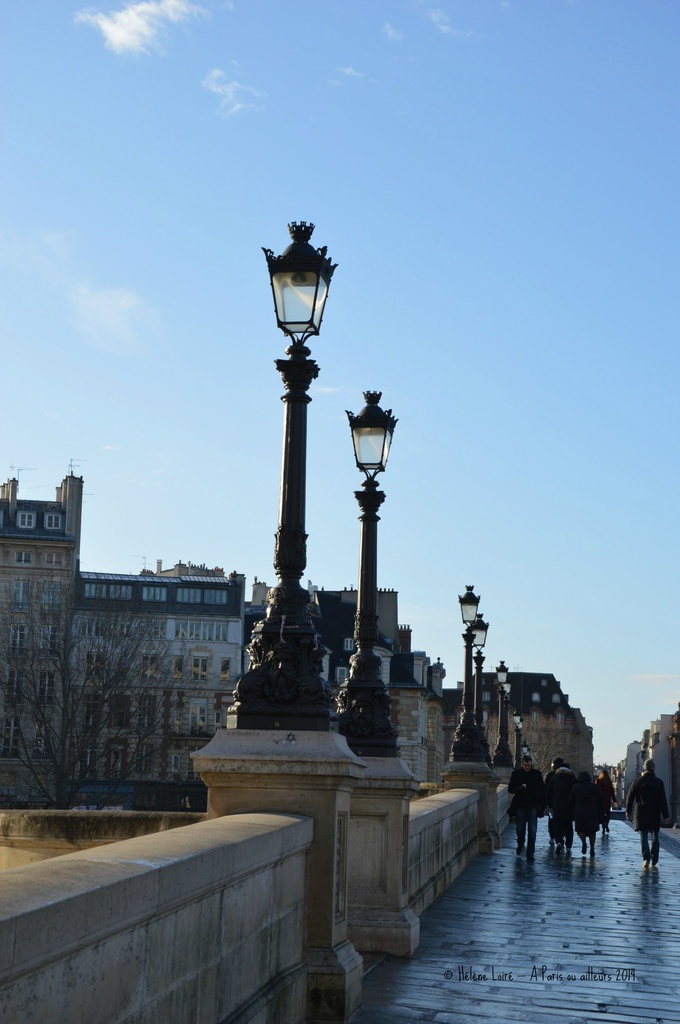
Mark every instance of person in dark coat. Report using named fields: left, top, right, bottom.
left=569, top=771, right=605, bottom=857
left=626, top=758, right=670, bottom=869
left=595, top=769, right=616, bottom=835
left=546, top=762, right=577, bottom=854
left=508, top=754, right=545, bottom=862
left=543, top=757, right=564, bottom=847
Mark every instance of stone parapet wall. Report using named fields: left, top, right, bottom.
left=0, top=809, right=205, bottom=870
left=407, top=788, right=479, bottom=917
left=0, top=813, right=312, bottom=1024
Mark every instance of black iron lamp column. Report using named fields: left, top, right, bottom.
left=473, top=643, right=492, bottom=766
left=492, top=660, right=514, bottom=768
left=230, top=222, right=337, bottom=731
left=451, top=587, right=488, bottom=762
left=337, top=392, right=399, bottom=757
left=513, top=714, right=523, bottom=768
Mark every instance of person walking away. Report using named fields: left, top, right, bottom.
left=546, top=762, right=577, bottom=855
left=625, top=759, right=670, bottom=870
left=595, top=769, right=616, bottom=835
left=508, top=754, right=545, bottom=863
left=570, top=771, right=605, bottom=857
left=544, top=757, right=564, bottom=847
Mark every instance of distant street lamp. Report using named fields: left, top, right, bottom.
left=451, top=587, right=488, bottom=762
left=337, top=392, right=399, bottom=757
left=492, top=660, right=514, bottom=768
left=473, top=646, right=491, bottom=765
left=513, top=714, right=523, bottom=768
left=230, top=222, right=337, bottom=731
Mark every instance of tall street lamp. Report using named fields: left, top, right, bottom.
left=451, top=587, right=488, bottom=762
left=513, top=714, right=523, bottom=768
left=473, top=644, right=491, bottom=765
left=337, top=392, right=398, bottom=757
left=230, top=222, right=337, bottom=731
left=492, top=660, right=514, bottom=768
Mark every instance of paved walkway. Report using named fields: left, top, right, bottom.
left=354, top=819, right=680, bottom=1024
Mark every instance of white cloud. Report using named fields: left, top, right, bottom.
left=428, top=8, right=475, bottom=38
left=383, top=22, right=404, bottom=43
left=70, top=283, right=159, bottom=353
left=337, top=66, right=364, bottom=78
left=75, top=0, right=208, bottom=55
left=202, top=69, right=265, bottom=116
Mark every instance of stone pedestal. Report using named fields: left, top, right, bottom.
left=192, top=729, right=366, bottom=1024
left=441, top=761, right=501, bottom=853
left=347, top=756, right=420, bottom=957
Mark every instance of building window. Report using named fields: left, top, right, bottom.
left=109, top=746, right=125, bottom=778
left=84, top=583, right=107, bottom=599
left=42, top=624, right=59, bottom=656
left=170, top=753, right=181, bottom=774
left=109, top=584, right=132, bottom=599
left=336, top=667, right=349, bottom=684
left=135, top=744, right=153, bottom=774
left=84, top=695, right=101, bottom=727
left=172, top=711, right=183, bottom=736
left=139, top=696, right=156, bottom=731
left=6, top=671, right=23, bottom=704
left=110, top=697, right=130, bottom=729
left=2, top=719, right=19, bottom=758
left=12, top=581, right=30, bottom=610
left=214, top=709, right=225, bottom=730
left=33, top=724, right=47, bottom=758
left=203, top=589, right=227, bottom=605
left=177, top=588, right=202, bottom=603
left=142, top=586, right=167, bottom=602
left=531, top=710, right=539, bottom=722
left=15, top=551, right=32, bottom=564
left=192, top=656, right=208, bottom=682
left=482, top=690, right=491, bottom=702
left=174, top=620, right=227, bottom=642
left=44, top=513, right=61, bottom=530
left=17, top=512, right=35, bottom=529
left=44, top=552, right=64, bottom=566
left=220, top=658, right=230, bottom=682
left=343, top=638, right=354, bottom=652
left=142, top=620, right=165, bottom=639
left=80, top=748, right=98, bottom=777
left=551, top=693, right=561, bottom=703
left=531, top=692, right=540, bottom=703
left=173, top=656, right=184, bottom=679
left=556, top=711, right=565, bottom=725
left=190, top=701, right=208, bottom=735
left=38, top=671, right=55, bottom=704
left=10, top=624, right=27, bottom=652
left=141, top=655, right=158, bottom=679
left=42, top=582, right=61, bottom=608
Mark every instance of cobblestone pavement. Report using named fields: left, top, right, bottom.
left=354, top=819, right=680, bottom=1024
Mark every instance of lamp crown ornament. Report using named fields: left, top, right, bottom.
left=288, top=221, right=315, bottom=243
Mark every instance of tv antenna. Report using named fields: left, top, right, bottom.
left=133, top=555, right=148, bottom=572
left=69, top=458, right=87, bottom=474
left=9, top=465, right=37, bottom=485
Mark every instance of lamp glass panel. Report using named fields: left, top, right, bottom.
left=354, top=426, right=388, bottom=471
left=472, top=622, right=488, bottom=647
left=459, top=597, right=478, bottom=624
left=272, top=271, right=324, bottom=333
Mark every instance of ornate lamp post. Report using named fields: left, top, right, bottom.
left=492, top=660, right=514, bottom=768
left=337, top=392, right=398, bottom=757
left=451, top=587, right=488, bottom=761
left=230, top=222, right=337, bottom=731
left=513, top=714, right=523, bottom=768
left=473, top=639, right=491, bottom=765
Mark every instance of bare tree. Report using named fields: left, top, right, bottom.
left=0, top=577, right=181, bottom=808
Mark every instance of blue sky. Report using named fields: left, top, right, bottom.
left=2, top=0, right=679, bottom=766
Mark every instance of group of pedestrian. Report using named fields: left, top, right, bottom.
left=509, top=753, right=669, bottom=869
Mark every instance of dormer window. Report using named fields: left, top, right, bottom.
left=17, top=512, right=35, bottom=529
left=343, top=637, right=354, bottom=651
left=531, top=692, right=540, bottom=703
left=44, top=513, right=62, bottom=530
left=552, top=693, right=561, bottom=704
left=482, top=690, right=491, bottom=702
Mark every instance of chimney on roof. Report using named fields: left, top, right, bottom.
left=398, top=624, right=412, bottom=653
